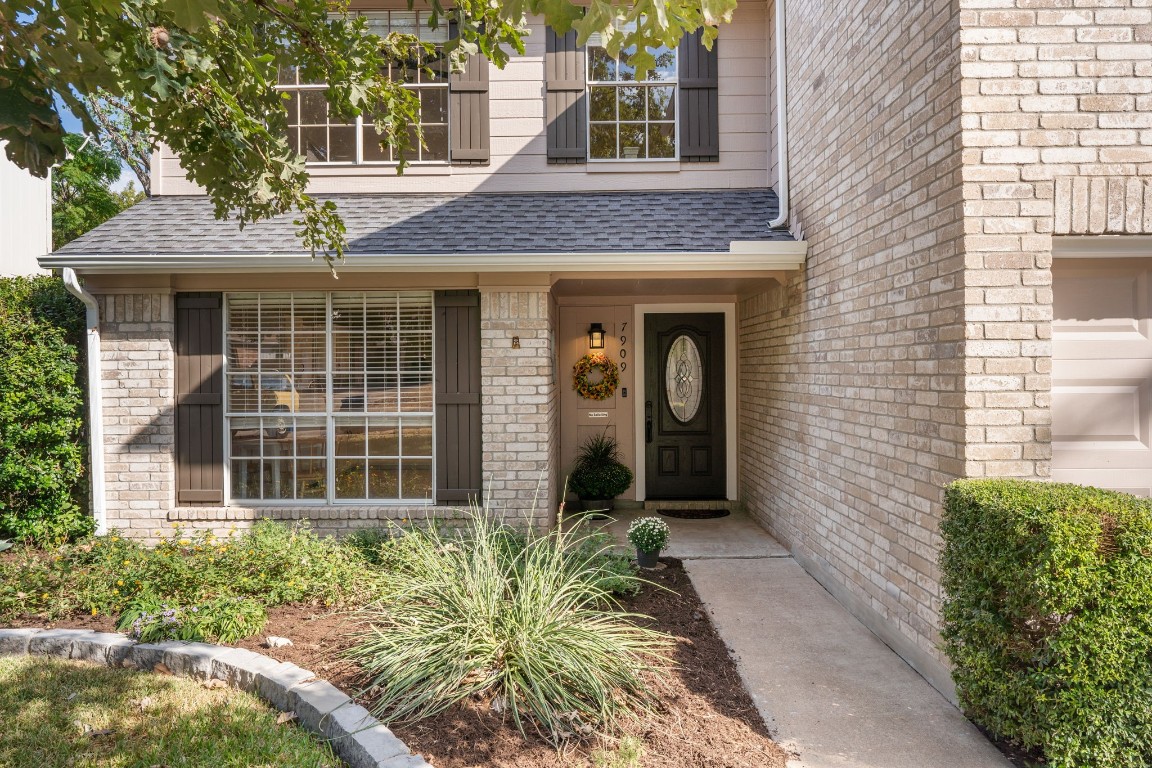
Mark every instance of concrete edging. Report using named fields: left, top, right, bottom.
left=0, top=627, right=430, bottom=768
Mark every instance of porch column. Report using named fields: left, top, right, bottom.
left=478, top=283, right=558, bottom=529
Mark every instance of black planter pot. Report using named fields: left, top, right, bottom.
left=635, top=548, right=660, bottom=568
left=580, top=498, right=615, bottom=515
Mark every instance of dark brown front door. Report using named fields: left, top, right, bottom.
left=644, top=313, right=725, bottom=499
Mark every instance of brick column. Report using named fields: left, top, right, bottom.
left=479, top=289, right=558, bottom=529
left=97, top=293, right=175, bottom=538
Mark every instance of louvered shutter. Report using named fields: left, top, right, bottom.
left=449, top=24, right=491, bottom=163
left=678, top=30, right=720, bottom=161
left=545, top=27, right=587, bottom=163
left=434, top=291, right=482, bottom=504
left=175, top=293, right=224, bottom=505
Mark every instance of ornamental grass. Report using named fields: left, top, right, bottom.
left=348, top=511, right=673, bottom=742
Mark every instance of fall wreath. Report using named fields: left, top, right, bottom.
left=573, top=352, right=619, bottom=401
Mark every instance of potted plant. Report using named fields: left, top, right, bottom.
left=569, top=432, right=633, bottom=514
left=627, top=516, right=669, bottom=568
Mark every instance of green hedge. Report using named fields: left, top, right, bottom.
left=0, top=276, right=90, bottom=544
left=941, top=479, right=1152, bottom=768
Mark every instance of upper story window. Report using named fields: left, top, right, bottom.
left=277, top=11, right=449, bottom=164
left=587, top=29, right=678, bottom=161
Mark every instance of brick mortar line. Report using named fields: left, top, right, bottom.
left=0, top=627, right=430, bottom=768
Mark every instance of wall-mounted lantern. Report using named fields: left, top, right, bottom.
left=588, top=322, right=606, bottom=349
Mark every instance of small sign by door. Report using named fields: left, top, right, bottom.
left=588, top=411, right=609, bottom=419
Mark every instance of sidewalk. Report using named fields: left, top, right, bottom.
left=606, top=510, right=1012, bottom=768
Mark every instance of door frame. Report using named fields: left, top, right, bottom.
left=633, top=303, right=737, bottom=501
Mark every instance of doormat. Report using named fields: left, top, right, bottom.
left=657, top=509, right=731, bottom=520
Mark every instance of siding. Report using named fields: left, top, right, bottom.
left=156, top=4, right=775, bottom=195
left=0, top=147, right=50, bottom=275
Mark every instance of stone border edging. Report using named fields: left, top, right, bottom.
left=0, top=627, right=431, bottom=768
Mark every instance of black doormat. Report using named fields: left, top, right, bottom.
left=657, top=509, right=731, bottom=520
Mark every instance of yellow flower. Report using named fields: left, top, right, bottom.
left=41, top=593, right=49, bottom=600
left=179, top=539, right=190, bottom=546
left=91, top=608, right=98, bottom=616
left=112, top=588, right=119, bottom=595
left=110, top=536, right=119, bottom=542
left=122, top=559, right=130, bottom=566
left=116, top=580, right=124, bottom=587
left=248, top=550, right=255, bottom=556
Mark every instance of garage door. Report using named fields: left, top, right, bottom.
left=1052, top=257, right=1152, bottom=496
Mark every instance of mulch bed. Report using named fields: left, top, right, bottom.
left=8, top=559, right=788, bottom=768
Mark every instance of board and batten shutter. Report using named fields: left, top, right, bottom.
left=545, top=27, right=587, bottom=163
left=434, top=290, right=482, bottom=503
left=448, top=24, right=491, bottom=163
left=175, top=293, right=224, bottom=505
left=678, top=29, right=720, bottom=162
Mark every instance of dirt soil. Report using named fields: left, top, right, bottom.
left=8, top=559, right=789, bottom=768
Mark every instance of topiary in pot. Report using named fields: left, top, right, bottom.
left=569, top=433, right=633, bottom=513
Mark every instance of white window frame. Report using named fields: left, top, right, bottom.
left=222, top=291, right=437, bottom=506
left=586, top=29, right=679, bottom=163
left=277, top=10, right=451, bottom=166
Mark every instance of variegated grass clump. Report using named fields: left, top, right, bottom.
left=348, top=511, right=673, bottom=743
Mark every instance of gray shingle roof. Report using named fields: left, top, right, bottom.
left=56, top=188, right=790, bottom=255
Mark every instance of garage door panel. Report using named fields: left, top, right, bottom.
left=1052, top=256, right=1152, bottom=492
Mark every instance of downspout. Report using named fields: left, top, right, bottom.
left=768, top=0, right=790, bottom=229
left=62, top=268, right=107, bottom=535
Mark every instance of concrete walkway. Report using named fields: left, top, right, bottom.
left=605, top=510, right=1011, bottom=768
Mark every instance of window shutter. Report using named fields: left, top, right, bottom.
left=449, top=25, right=491, bottom=163
left=175, top=293, right=224, bottom=505
left=545, top=27, right=587, bottom=164
left=434, top=290, right=482, bottom=504
left=678, top=29, right=720, bottom=162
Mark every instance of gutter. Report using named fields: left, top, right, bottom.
left=768, top=0, right=790, bottom=230
left=62, top=268, right=107, bottom=535
left=39, top=243, right=810, bottom=273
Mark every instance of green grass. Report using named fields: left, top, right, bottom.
left=0, top=655, right=341, bottom=767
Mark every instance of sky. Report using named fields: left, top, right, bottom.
left=58, top=99, right=140, bottom=193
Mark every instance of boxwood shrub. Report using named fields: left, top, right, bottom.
left=941, top=479, right=1152, bottom=768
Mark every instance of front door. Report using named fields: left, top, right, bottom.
left=644, top=313, right=726, bottom=499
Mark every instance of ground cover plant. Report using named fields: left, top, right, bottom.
left=941, top=479, right=1152, bottom=768
left=0, top=521, right=376, bottom=641
left=348, top=513, right=672, bottom=743
left=0, top=654, right=340, bottom=767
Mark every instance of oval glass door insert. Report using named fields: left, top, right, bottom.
left=665, top=334, right=703, bottom=423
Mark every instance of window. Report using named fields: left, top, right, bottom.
left=587, top=28, right=677, bottom=160
left=278, top=10, right=450, bottom=164
left=225, top=292, right=434, bottom=503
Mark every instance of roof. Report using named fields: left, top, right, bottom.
left=54, top=188, right=792, bottom=256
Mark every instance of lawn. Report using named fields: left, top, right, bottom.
left=0, top=654, right=339, bottom=767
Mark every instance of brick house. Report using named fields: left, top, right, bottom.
left=42, top=0, right=1152, bottom=700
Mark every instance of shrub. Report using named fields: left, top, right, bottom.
left=117, top=595, right=267, bottom=644
left=0, top=521, right=377, bottom=625
left=0, top=275, right=90, bottom=544
left=626, top=517, right=669, bottom=554
left=348, top=512, right=671, bottom=742
left=941, top=479, right=1152, bottom=768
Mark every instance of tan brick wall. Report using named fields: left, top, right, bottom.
left=960, top=0, right=1152, bottom=479
left=97, top=293, right=176, bottom=539
left=738, top=0, right=967, bottom=691
left=480, top=289, right=558, bottom=528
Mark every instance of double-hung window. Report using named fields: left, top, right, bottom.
left=587, top=28, right=678, bottom=160
left=278, top=10, right=450, bottom=164
left=225, top=292, right=434, bottom=504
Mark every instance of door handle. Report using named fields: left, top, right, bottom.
left=645, top=400, right=653, bottom=443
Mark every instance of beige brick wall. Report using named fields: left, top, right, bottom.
left=97, top=293, right=176, bottom=539
left=480, top=289, right=558, bottom=528
left=961, top=0, right=1152, bottom=480
left=738, top=0, right=967, bottom=693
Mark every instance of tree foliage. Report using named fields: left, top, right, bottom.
left=53, top=133, right=144, bottom=249
left=0, top=0, right=734, bottom=262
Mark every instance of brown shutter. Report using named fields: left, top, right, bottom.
left=175, top=293, right=224, bottom=505
left=435, top=290, right=482, bottom=504
left=678, top=29, right=719, bottom=161
left=545, top=27, right=587, bottom=164
left=449, top=31, right=490, bottom=163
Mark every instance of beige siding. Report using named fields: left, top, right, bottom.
left=156, top=5, right=774, bottom=195
left=0, top=148, right=50, bottom=275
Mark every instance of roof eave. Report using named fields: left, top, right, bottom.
left=41, top=242, right=809, bottom=273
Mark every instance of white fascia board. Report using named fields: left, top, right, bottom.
left=40, top=242, right=809, bottom=273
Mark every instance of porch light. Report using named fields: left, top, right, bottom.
left=588, top=323, right=606, bottom=349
